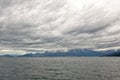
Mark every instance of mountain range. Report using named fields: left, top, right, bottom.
left=0, top=48, right=120, bottom=57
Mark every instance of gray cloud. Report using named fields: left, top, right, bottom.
left=0, top=0, right=120, bottom=53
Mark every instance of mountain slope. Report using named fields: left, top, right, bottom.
left=20, top=49, right=104, bottom=57
left=1, top=49, right=120, bottom=57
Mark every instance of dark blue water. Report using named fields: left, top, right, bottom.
left=0, top=57, right=120, bottom=80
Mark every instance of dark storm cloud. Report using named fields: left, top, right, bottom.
left=0, top=0, right=120, bottom=53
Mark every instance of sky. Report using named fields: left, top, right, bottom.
left=0, top=0, right=120, bottom=54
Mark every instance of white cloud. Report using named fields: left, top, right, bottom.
left=0, top=0, right=120, bottom=53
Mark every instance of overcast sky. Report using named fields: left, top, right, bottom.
left=0, top=0, right=120, bottom=54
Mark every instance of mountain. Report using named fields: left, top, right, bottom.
left=103, top=52, right=120, bottom=56
left=0, top=54, right=21, bottom=57
left=0, top=54, right=13, bottom=57
left=1, top=48, right=120, bottom=57
left=20, top=49, right=105, bottom=57
left=101, top=49, right=120, bottom=56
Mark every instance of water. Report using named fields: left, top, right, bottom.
left=0, top=57, right=120, bottom=80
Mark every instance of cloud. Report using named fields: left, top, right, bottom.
left=0, top=0, right=120, bottom=53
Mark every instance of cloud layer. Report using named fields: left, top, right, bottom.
left=0, top=0, right=120, bottom=53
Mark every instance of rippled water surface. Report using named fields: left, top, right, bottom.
left=0, top=57, right=120, bottom=80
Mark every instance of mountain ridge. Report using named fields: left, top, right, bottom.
left=0, top=48, right=120, bottom=57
